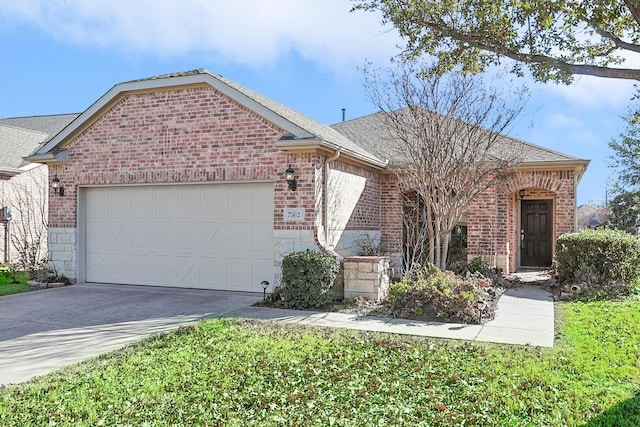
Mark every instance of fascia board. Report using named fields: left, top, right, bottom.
left=35, top=74, right=314, bottom=155
left=514, top=159, right=590, bottom=171
left=276, top=138, right=388, bottom=170
left=23, top=150, right=68, bottom=164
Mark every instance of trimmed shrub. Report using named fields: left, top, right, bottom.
left=556, top=228, right=640, bottom=297
left=279, top=250, right=340, bottom=309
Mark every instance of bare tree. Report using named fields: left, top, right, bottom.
left=364, top=61, right=527, bottom=272
left=6, top=165, right=49, bottom=272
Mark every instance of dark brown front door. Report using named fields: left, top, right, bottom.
left=520, top=200, right=552, bottom=267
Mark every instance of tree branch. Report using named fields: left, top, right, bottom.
left=439, top=25, right=640, bottom=80
left=592, top=26, right=640, bottom=55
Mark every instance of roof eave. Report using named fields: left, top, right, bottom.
left=276, top=138, right=388, bottom=170
left=23, top=150, right=68, bottom=164
left=514, top=159, right=590, bottom=170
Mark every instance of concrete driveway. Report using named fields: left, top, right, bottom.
left=0, top=283, right=262, bottom=386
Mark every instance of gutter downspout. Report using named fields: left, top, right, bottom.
left=318, top=150, right=341, bottom=255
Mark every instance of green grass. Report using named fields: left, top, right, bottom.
left=0, top=271, right=30, bottom=296
left=1, top=301, right=638, bottom=426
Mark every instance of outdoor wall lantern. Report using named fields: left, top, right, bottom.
left=285, top=165, right=297, bottom=191
left=261, top=280, right=270, bottom=300
left=51, top=175, right=64, bottom=197
left=515, top=189, right=525, bottom=201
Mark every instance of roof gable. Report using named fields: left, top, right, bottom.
left=32, top=69, right=385, bottom=167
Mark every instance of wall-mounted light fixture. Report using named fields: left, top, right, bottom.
left=515, top=189, right=525, bottom=201
left=51, top=175, right=64, bottom=197
left=285, top=165, right=297, bottom=191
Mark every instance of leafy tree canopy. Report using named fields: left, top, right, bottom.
left=609, top=107, right=640, bottom=188
left=608, top=190, right=640, bottom=234
left=354, top=0, right=640, bottom=83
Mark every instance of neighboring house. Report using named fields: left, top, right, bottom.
left=26, top=69, right=588, bottom=291
left=0, top=114, right=78, bottom=266
left=577, top=203, right=608, bottom=230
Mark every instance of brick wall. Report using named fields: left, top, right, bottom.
left=467, top=169, right=577, bottom=272
left=324, top=160, right=382, bottom=256
left=380, top=172, right=403, bottom=274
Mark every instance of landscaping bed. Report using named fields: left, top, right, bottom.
left=262, top=259, right=515, bottom=325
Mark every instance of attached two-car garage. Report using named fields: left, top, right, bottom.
left=81, top=183, right=274, bottom=292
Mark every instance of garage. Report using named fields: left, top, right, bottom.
left=82, top=182, right=274, bottom=292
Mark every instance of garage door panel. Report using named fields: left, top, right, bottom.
left=131, top=189, right=153, bottom=216
left=228, top=186, right=252, bottom=218
left=227, top=222, right=253, bottom=253
left=201, top=186, right=226, bottom=216
left=107, top=222, right=129, bottom=249
left=178, top=186, right=201, bottom=217
left=150, top=255, right=176, bottom=284
left=131, top=255, right=151, bottom=282
left=203, top=223, right=226, bottom=253
left=109, top=190, right=131, bottom=218
left=153, top=187, right=178, bottom=218
left=86, top=221, right=108, bottom=249
left=86, top=189, right=109, bottom=218
left=227, top=257, right=252, bottom=289
left=153, top=222, right=177, bottom=250
left=131, top=223, right=153, bottom=249
left=177, top=256, right=198, bottom=285
left=178, top=222, right=200, bottom=251
left=84, top=183, right=273, bottom=291
left=199, top=257, right=227, bottom=286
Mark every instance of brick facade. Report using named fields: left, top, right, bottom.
left=38, top=73, right=582, bottom=285
left=46, top=85, right=383, bottom=284
left=467, top=169, right=577, bottom=272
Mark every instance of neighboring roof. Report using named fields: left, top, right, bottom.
left=331, top=110, right=588, bottom=167
left=0, top=114, right=80, bottom=138
left=31, top=69, right=386, bottom=167
left=0, top=114, right=79, bottom=172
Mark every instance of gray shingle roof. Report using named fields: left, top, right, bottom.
left=0, top=114, right=79, bottom=171
left=209, top=71, right=386, bottom=165
left=0, top=114, right=79, bottom=139
left=331, top=110, right=585, bottom=166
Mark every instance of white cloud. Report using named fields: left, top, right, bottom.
left=1, top=0, right=402, bottom=75
left=537, top=74, right=637, bottom=111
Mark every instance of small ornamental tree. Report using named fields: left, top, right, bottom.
left=363, top=60, right=526, bottom=272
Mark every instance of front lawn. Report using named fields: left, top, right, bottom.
left=0, top=270, right=30, bottom=296
left=1, top=301, right=638, bottom=426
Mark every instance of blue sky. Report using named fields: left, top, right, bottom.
left=1, top=0, right=637, bottom=205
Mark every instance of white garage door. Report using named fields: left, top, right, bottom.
left=83, top=183, right=274, bottom=292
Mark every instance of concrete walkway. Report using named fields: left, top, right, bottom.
left=229, top=285, right=555, bottom=347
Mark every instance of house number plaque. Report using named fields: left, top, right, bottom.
left=284, top=208, right=305, bottom=222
